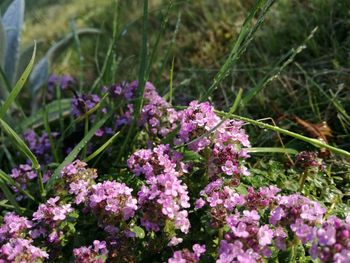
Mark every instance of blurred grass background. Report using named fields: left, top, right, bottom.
left=2, top=0, right=350, bottom=152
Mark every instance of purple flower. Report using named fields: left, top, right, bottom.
left=168, top=244, right=205, bottom=263
left=257, top=225, right=274, bottom=246
left=74, top=240, right=108, bottom=263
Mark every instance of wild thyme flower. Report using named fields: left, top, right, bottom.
left=128, top=145, right=190, bottom=234
left=89, top=181, right=138, bottom=225
left=73, top=240, right=108, bottom=263
left=209, top=120, right=250, bottom=180
left=0, top=238, right=48, bottom=262
left=309, top=216, right=350, bottom=262
left=0, top=213, right=32, bottom=243
left=175, top=100, right=221, bottom=152
left=31, top=197, right=74, bottom=245
left=128, top=144, right=187, bottom=179
left=24, top=130, right=58, bottom=164
left=61, top=160, right=98, bottom=204
left=168, top=244, right=206, bottom=263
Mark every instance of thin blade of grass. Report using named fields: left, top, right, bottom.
left=247, top=147, right=298, bottom=155
left=200, top=0, right=275, bottom=100
left=0, top=42, right=36, bottom=119
left=84, top=132, right=120, bottom=162
left=46, top=113, right=111, bottom=191
left=216, top=111, right=350, bottom=157
left=241, top=27, right=318, bottom=107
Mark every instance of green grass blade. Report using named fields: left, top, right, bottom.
left=0, top=118, right=40, bottom=170
left=216, top=111, right=350, bottom=157
left=247, top=147, right=298, bottom=155
left=0, top=42, right=36, bottom=119
left=46, top=113, right=111, bottom=191
left=134, top=0, right=149, bottom=119
left=200, top=0, right=275, bottom=100
left=84, top=132, right=120, bottom=162
left=241, top=27, right=317, bottom=107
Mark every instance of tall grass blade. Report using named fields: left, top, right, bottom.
left=0, top=43, right=36, bottom=119
left=84, top=132, right=120, bottom=162
left=0, top=16, right=6, bottom=69
left=216, top=111, right=350, bottom=157
left=241, top=27, right=317, bottom=107
left=200, top=0, right=275, bottom=100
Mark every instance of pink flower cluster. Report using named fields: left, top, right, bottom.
left=73, top=240, right=108, bottom=263
left=168, top=244, right=206, bottom=263
left=0, top=213, right=48, bottom=262
left=209, top=120, right=250, bottom=180
left=175, top=101, right=221, bottom=152
left=0, top=238, right=48, bottom=263
left=89, top=181, right=138, bottom=225
left=61, top=160, right=98, bottom=204
left=128, top=145, right=190, bottom=236
left=109, top=81, right=178, bottom=137
left=31, top=196, right=74, bottom=244
left=310, top=216, right=350, bottom=262
left=196, top=180, right=336, bottom=262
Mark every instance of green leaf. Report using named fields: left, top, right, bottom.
left=3, top=0, right=25, bottom=86
left=0, top=118, right=40, bottom=170
left=130, top=225, right=145, bottom=239
left=0, top=42, right=36, bottom=119
left=84, top=132, right=120, bottom=162
left=46, top=113, right=111, bottom=191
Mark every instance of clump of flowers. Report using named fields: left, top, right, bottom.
left=61, top=160, right=98, bottom=204
left=24, top=130, right=58, bottom=164
left=88, top=180, right=138, bottom=231
left=208, top=120, right=251, bottom=181
left=73, top=240, right=108, bottom=263
left=0, top=212, right=32, bottom=243
left=309, top=216, right=350, bottom=262
left=31, top=196, right=75, bottom=246
left=138, top=81, right=178, bottom=138
left=128, top=145, right=190, bottom=237
left=175, top=100, right=221, bottom=152
left=128, top=144, right=186, bottom=179
left=0, top=238, right=48, bottom=262
left=168, top=244, right=206, bottom=263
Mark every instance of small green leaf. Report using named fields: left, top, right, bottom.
left=0, top=118, right=40, bottom=170
left=130, top=225, right=145, bottom=239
